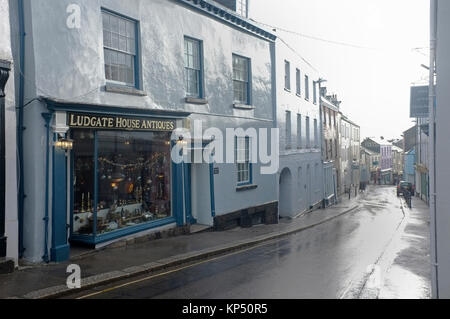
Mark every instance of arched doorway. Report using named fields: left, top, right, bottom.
left=279, top=168, right=293, bottom=217
left=298, top=167, right=305, bottom=212
left=306, top=164, right=312, bottom=209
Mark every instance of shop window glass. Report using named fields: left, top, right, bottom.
left=73, top=129, right=95, bottom=235
left=72, top=130, right=172, bottom=236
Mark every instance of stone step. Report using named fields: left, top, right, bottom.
left=190, top=224, right=212, bottom=234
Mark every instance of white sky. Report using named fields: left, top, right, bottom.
left=250, top=0, right=430, bottom=140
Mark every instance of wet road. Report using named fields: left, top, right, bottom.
left=69, top=186, right=406, bottom=299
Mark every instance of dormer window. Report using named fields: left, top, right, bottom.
left=214, top=0, right=248, bottom=17
left=236, top=0, right=248, bottom=17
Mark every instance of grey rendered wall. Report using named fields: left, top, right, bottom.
left=435, top=0, right=450, bottom=298
left=0, top=0, right=19, bottom=264
left=19, top=0, right=276, bottom=260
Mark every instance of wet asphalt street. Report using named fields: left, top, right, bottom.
left=68, top=186, right=410, bottom=299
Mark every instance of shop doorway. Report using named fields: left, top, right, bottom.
left=191, top=164, right=214, bottom=226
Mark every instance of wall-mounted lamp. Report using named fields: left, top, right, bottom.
left=54, top=138, right=74, bottom=151
left=177, top=135, right=188, bottom=146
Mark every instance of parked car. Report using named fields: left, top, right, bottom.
left=397, top=181, right=415, bottom=197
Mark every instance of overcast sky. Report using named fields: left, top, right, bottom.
left=249, top=0, right=430, bottom=140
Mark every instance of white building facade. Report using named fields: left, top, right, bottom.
left=9, top=0, right=279, bottom=263
left=338, top=115, right=360, bottom=196
left=276, top=40, right=324, bottom=218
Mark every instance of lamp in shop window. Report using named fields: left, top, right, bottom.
left=111, top=166, right=125, bottom=183
left=54, top=137, right=74, bottom=151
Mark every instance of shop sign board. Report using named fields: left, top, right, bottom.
left=67, top=113, right=176, bottom=131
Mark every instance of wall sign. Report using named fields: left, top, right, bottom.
left=410, top=86, right=429, bottom=118
left=67, top=113, right=175, bottom=131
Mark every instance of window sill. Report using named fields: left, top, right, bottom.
left=105, top=84, right=147, bottom=96
left=185, top=97, right=209, bottom=105
left=284, top=88, right=291, bottom=93
left=236, top=184, right=258, bottom=192
left=296, top=93, right=302, bottom=98
left=233, top=103, right=255, bottom=110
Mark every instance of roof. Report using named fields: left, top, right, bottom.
left=175, top=0, right=276, bottom=42
left=360, top=146, right=378, bottom=156
left=341, top=115, right=360, bottom=127
left=367, top=137, right=392, bottom=146
left=320, top=96, right=339, bottom=112
left=392, top=145, right=403, bottom=153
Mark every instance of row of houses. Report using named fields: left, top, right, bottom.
left=401, top=120, right=430, bottom=204
left=0, top=0, right=361, bottom=269
left=360, top=137, right=404, bottom=186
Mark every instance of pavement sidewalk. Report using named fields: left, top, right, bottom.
left=0, top=193, right=364, bottom=299
left=377, top=196, right=431, bottom=299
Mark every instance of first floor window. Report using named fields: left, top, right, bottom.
left=314, top=119, right=318, bottom=148
left=305, top=75, right=310, bottom=100
left=285, top=61, right=291, bottom=91
left=236, top=136, right=251, bottom=185
left=297, top=114, right=302, bottom=149
left=286, top=111, right=292, bottom=149
left=313, top=81, right=317, bottom=104
left=306, top=116, right=310, bottom=148
left=233, top=54, right=251, bottom=104
left=102, top=10, right=137, bottom=87
left=184, top=37, right=202, bottom=97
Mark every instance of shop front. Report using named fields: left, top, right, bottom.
left=46, top=100, right=191, bottom=260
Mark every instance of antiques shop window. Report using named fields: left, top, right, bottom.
left=72, top=130, right=172, bottom=236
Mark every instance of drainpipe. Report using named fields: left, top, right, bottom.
left=0, top=60, right=11, bottom=258
left=429, top=0, right=438, bottom=299
left=42, top=113, right=52, bottom=263
left=209, top=152, right=216, bottom=218
left=18, top=0, right=26, bottom=258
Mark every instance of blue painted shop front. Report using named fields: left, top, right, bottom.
left=46, top=100, right=192, bottom=262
